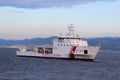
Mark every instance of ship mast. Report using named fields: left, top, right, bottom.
left=66, top=24, right=74, bottom=37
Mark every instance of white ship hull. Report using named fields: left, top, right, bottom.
left=16, top=46, right=100, bottom=61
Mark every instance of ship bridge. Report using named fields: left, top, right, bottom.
left=53, top=24, right=88, bottom=47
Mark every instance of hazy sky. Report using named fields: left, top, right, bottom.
left=0, top=0, right=120, bottom=40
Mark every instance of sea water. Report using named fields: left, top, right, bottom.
left=0, top=48, right=120, bottom=80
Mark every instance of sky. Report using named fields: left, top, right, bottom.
left=0, top=0, right=120, bottom=40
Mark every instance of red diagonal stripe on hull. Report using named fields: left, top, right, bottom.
left=70, top=46, right=77, bottom=59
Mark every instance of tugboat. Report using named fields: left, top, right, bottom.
left=16, top=24, right=100, bottom=61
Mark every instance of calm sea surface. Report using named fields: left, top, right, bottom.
left=0, top=48, right=120, bottom=80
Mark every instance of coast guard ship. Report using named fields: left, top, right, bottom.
left=16, top=24, right=100, bottom=61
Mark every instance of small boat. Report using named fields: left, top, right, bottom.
left=16, top=24, right=100, bottom=61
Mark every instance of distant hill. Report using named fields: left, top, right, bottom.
left=0, top=36, right=57, bottom=46
left=0, top=37, right=120, bottom=51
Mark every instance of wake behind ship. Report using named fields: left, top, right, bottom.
left=16, top=24, right=100, bottom=61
